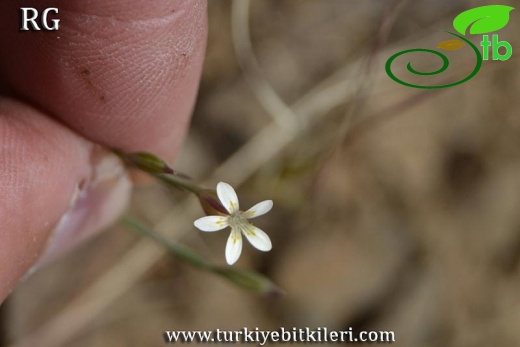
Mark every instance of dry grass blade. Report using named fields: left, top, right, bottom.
left=231, top=0, right=298, bottom=130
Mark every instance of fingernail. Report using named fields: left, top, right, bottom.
left=28, top=146, right=132, bottom=274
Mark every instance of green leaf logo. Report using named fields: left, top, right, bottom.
left=453, top=5, right=515, bottom=35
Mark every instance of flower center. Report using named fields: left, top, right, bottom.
left=229, top=212, right=249, bottom=229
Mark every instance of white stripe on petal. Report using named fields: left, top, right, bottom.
left=244, top=200, right=273, bottom=219
left=217, top=182, right=239, bottom=214
left=225, top=228, right=243, bottom=265
left=194, top=216, right=229, bottom=232
left=242, top=225, right=272, bottom=252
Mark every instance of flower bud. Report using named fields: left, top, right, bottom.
left=197, top=189, right=229, bottom=216
left=115, top=150, right=175, bottom=175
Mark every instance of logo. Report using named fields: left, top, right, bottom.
left=385, top=5, right=515, bottom=89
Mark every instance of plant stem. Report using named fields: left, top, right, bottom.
left=121, top=214, right=212, bottom=270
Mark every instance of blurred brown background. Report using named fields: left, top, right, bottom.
left=3, top=0, right=520, bottom=346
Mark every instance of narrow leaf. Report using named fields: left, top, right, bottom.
left=122, top=214, right=212, bottom=270
left=213, top=267, right=285, bottom=296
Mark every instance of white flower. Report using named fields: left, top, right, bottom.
left=194, top=182, right=273, bottom=265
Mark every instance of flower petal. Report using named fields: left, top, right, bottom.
left=194, top=216, right=229, bottom=232
left=225, top=228, right=243, bottom=265
left=244, top=200, right=273, bottom=219
left=242, top=224, right=272, bottom=252
left=217, top=182, right=239, bottom=214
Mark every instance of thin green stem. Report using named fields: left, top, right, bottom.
left=121, top=214, right=284, bottom=295
left=121, top=214, right=212, bottom=270
left=156, top=174, right=203, bottom=195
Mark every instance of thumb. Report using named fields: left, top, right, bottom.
left=0, top=99, right=131, bottom=302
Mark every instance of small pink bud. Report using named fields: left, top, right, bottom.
left=197, top=189, right=228, bottom=216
